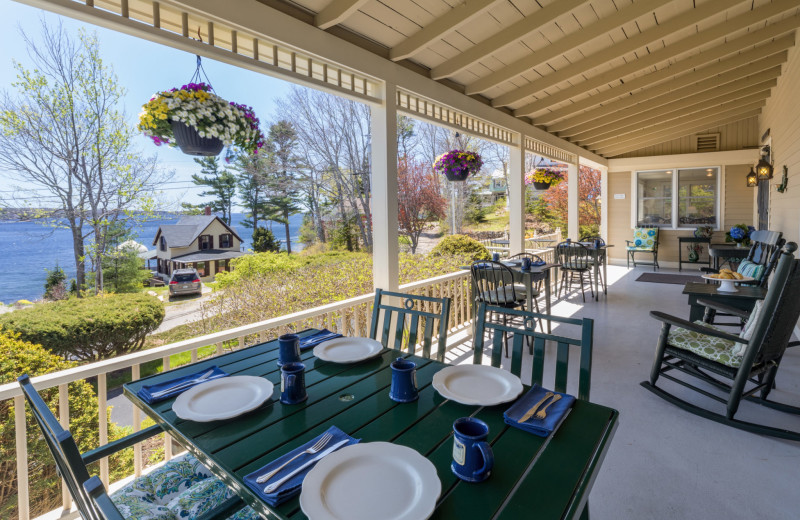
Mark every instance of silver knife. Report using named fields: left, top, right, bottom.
left=263, top=438, right=350, bottom=493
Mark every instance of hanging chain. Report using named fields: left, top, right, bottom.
left=189, top=27, right=214, bottom=91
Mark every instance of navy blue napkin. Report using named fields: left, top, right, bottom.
left=299, top=329, right=343, bottom=351
left=137, top=366, right=228, bottom=404
left=531, top=260, right=546, bottom=267
left=503, top=384, right=575, bottom=437
left=244, top=426, right=359, bottom=507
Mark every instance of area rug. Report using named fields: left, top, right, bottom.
left=635, top=273, right=704, bottom=285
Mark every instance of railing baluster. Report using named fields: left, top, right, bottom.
left=59, top=384, right=71, bottom=512
left=131, top=365, right=142, bottom=478
left=98, top=373, right=109, bottom=489
left=238, top=336, right=246, bottom=350
left=191, top=348, right=198, bottom=363
left=216, top=341, right=224, bottom=355
left=15, top=395, right=29, bottom=520
left=161, top=356, right=172, bottom=460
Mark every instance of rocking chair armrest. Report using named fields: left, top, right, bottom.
left=649, top=311, right=746, bottom=343
left=788, top=341, right=800, bottom=349
left=695, top=298, right=751, bottom=319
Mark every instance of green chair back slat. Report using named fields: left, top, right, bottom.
left=555, top=342, right=570, bottom=395
left=370, top=288, right=452, bottom=361
left=473, top=303, right=594, bottom=401
left=85, top=476, right=125, bottom=520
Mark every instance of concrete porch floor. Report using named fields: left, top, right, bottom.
left=446, top=264, right=800, bottom=520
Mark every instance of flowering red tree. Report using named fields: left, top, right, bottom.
left=398, top=159, right=447, bottom=253
left=539, top=166, right=601, bottom=235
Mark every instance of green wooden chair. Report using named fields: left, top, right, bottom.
left=473, top=302, right=594, bottom=401
left=369, top=288, right=451, bottom=361
left=641, top=242, right=800, bottom=440
left=17, top=375, right=251, bottom=520
left=626, top=225, right=659, bottom=270
left=555, top=241, right=595, bottom=303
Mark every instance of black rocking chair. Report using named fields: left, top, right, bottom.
left=641, top=242, right=800, bottom=440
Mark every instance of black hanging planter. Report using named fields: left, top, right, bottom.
left=444, top=169, right=470, bottom=182
left=533, top=181, right=551, bottom=190
left=171, top=120, right=224, bottom=157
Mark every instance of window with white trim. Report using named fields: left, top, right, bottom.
left=635, top=167, right=719, bottom=228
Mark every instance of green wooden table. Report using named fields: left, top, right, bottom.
left=124, top=331, right=618, bottom=520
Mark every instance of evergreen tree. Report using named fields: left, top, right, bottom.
left=234, top=152, right=272, bottom=234
left=190, top=157, right=237, bottom=224
left=252, top=226, right=281, bottom=253
left=264, top=121, right=303, bottom=253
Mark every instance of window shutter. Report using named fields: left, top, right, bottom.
left=694, top=133, right=720, bottom=152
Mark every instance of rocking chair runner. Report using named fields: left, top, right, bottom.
left=641, top=242, right=800, bottom=440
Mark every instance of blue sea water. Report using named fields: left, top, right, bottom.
left=0, top=212, right=304, bottom=304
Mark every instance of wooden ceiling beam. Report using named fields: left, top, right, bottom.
left=509, top=1, right=800, bottom=113
left=463, top=0, right=663, bottom=94
left=491, top=0, right=746, bottom=108
left=517, top=23, right=798, bottom=121
left=586, top=93, right=769, bottom=149
left=571, top=79, right=777, bottom=143
left=430, top=0, right=591, bottom=80
left=596, top=105, right=764, bottom=156
left=549, top=54, right=787, bottom=134
left=315, top=0, right=372, bottom=30
left=601, top=110, right=762, bottom=157
left=389, top=0, right=501, bottom=62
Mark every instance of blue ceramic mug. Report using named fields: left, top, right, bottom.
left=280, top=362, right=308, bottom=405
left=521, top=257, right=532, bottom=270
left=278, top=333, right=301, bottom=366
left=451, top=417, right=494, bottom=482
left=492, top=252, right=500, bottom=262
left=390, top=358, right=418, bottom=402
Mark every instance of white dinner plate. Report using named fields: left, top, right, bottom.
left=172, top=376, right=274, bottom=422
left=432, top=365, right=523, bottom=406
left=313, top=337, right=384, bottom=363
left=300, top=442, right=441, bottom=520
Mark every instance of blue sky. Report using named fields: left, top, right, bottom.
left=0, top=0, right=294, bottom=208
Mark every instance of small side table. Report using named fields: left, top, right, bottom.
left=678, top=236, right=711, bottom=272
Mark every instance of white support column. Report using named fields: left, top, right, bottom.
left=509, top=137, right=526, bottom=254
left=370, top=81, right=400, bottom=291
left=599, top=164, right=609, bottom=241
left=568, top=161, right=580, bottom=240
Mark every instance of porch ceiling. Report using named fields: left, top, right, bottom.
left=264, top=0, right=799, bottom=157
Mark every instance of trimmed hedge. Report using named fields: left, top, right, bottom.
left=0, top=329, right=134, bottom=518
left=430, top=234, right=491, bottom=261
left=0, top=293, right=164, bottom=361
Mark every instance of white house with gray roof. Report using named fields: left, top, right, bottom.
left=152, top=213, right=245, bottom=281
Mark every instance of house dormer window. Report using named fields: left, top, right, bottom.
left=219, top=233, right=233, bottom=248
left=160, top=236, right=167, bottom=251
left=199, top=235, right=213, bottom=250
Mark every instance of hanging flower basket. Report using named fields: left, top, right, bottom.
left=433, top=150, right=483, bottom=182
left=138, top=82, right=265, bottom=158
left=525, top=168, right=565, bottom=191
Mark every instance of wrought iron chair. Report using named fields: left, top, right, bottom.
left=555, top=241, right=594, bottom=302
left=369, top=288, right=451, bottom=361
left=17, top=375, right=250, bottom=520
left=471, top=260, right=528, bottom=356
left=508, top=252, right=545, bottom=330
left=580, top=236, right=606, bottom=293
left=626, top=225, right=659, bottom=270
left=641, top=242, right=800, bottom=440
left=473, top=302, right=595, bottom=400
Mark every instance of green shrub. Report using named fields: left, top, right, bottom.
left=43, top=265, right=67, bottom=300
left=215, top=251, right=368, bottom=289
left=0, top=293, right=164, bottom=361
left=252, top=226, right=281, bottom=253
left=430, top=234, right=490, bottom=261
left=0, top=329, right=134, bottom=518
left=101, top=249, right=150, bottom=293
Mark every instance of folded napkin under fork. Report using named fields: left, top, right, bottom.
left=503, top=383, right=575, bottom=437
left=137, top=366, right=228, bottom=404
left=244, top=425, right=359, bottom=507
left=299, top=329, right=343, bottom=350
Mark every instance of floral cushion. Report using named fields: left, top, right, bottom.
left=113, top=453, right=214, bottom=508
left=166, top=477, right=236, bottom=518
left=667, top=320, right=741, bottom=368
left=627, top=227, right=657, bottom=250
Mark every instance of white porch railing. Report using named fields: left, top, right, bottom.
left=0, top=270, right=473, bottom=520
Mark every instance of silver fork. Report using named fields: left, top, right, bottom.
left=535, top=394, right=562, bottom=420
left=150, top=369, right=215, bottom=398
left=255, top=432, right=333, bottom=484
